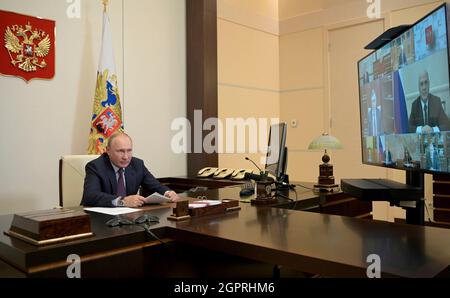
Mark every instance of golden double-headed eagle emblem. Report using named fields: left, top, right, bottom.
left=4, top=22, right=51, bottom=72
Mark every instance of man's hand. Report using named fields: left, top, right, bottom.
left=422, top=125, right=433, bottom=134
left=164, top=191, right=180, bottom=202
left=123, top=195, right=145, bottom=207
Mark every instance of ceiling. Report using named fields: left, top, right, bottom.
left=279, top=0, right=361, bottom=20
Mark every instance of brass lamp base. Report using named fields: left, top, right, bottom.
left=315, top=151, right=339, bottom=192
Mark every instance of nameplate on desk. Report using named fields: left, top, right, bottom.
left=5, top=208, right=93, bottom=246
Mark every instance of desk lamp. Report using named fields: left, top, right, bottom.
left=308, top=133, right=343, bottom=192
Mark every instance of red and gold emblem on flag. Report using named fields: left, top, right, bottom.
left=0, top=10, right=55, bottom=82
left=93, top=107, right=122, bottom=138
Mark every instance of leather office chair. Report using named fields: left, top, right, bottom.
left=59, top=155, right=99, bottom=207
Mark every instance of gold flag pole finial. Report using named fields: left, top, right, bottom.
left=102, top=0, right=109, bottom=12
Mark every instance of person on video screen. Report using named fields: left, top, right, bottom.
left=408, top=71, right=450, bottom=134
left=368, top=89, right=382, bottom=136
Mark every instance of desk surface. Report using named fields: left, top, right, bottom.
left=1, top=187, right=450, bottom=277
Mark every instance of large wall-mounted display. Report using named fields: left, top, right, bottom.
left=358, top=4, right=450, bottom=174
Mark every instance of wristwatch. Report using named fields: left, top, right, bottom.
left=117, top=197, right=125, bottom=207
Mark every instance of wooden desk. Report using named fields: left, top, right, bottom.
left=168, top=206, right=450, bottom=278
left=2, top=188, right=450, bottom=277
left=158, top=176, right=243, bottom=193
left=173, top=180, right=372, bottom=219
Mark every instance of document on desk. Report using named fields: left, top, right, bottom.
left=189, top=200, right=222, bottom=208
left=144, top=192, right=172, bottom=204
left=84, top=207, right=140, bottom=215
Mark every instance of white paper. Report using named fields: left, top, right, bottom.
left=84, top=207, right=140, bottom=215
left=189, top=200, right=222, bottom=209
left=193, top=200, right=221, bottom=206
left=144, top=192, right=172, bottom=204
left=189, top=203, right=207, bottom=209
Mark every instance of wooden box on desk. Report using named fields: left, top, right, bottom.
left=6, top=208, right=93, bottom=246
left=189, top=199, right=240, bottom=217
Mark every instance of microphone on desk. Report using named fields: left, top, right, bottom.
left=244, top=157, right=294, bottom=189
left=244, top=172, right=274, bottom=182
left=245, top=157, right=263, bottom=173
left=244, top=157, right=272, bottom=182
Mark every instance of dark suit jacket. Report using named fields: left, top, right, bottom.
left=408, top=94, right=450, bottom=133
left=81, top=153, right=170, bottom=207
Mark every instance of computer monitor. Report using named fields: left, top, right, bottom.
left=264, top=122, right=288, bottom=181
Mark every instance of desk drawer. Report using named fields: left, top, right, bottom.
left=434, top=209, right=450, bottom=224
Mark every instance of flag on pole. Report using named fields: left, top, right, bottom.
left=88, top=3, right=123, bottom=154
left=393, top=71, right=409, bottom=134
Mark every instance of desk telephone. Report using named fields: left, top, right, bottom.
left=197, top=167, right=219, bottom=178
left=213, top=168, right=235, bottom=179
left=197, top=167, right=255, bottom=180
left=197, top=167, right=234, bottom=179
left=231, top=169, right=254, bottom=180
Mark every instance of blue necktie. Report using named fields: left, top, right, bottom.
left=424, top=103, right=428, bottom=126
left=117, top=168, right=126, bottom=197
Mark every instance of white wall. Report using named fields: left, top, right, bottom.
left=0, top=0, right=186, bottom=215
left=217, top=2, right=280, bottom=170
left=279, top=27, right=326, bottom=183
left=123, top=0, right=186, bottom=178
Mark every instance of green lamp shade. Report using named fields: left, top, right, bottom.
left=308, top=134, right=343, bottom=150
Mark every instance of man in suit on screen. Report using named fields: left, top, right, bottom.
left=408, top=71, right=450, bottom=133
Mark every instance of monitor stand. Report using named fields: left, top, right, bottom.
left=404, top=171, right=425, bottom=225
left=341, top=172, right=424, bottom=225
left=277, top=173, right=290, bottom=187
left=275, top=147, right=292, bottom=194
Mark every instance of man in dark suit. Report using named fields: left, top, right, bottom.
left=408, top=71, right=450, bottom=133
left=82, top=132, right=179, bottom=207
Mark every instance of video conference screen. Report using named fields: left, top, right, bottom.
left=358, top=4, right=450, bottom=174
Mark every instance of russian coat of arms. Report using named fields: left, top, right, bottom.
left=4, top=23, right=51, bottom=72
left=0, top=10, right=55, bottom=82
